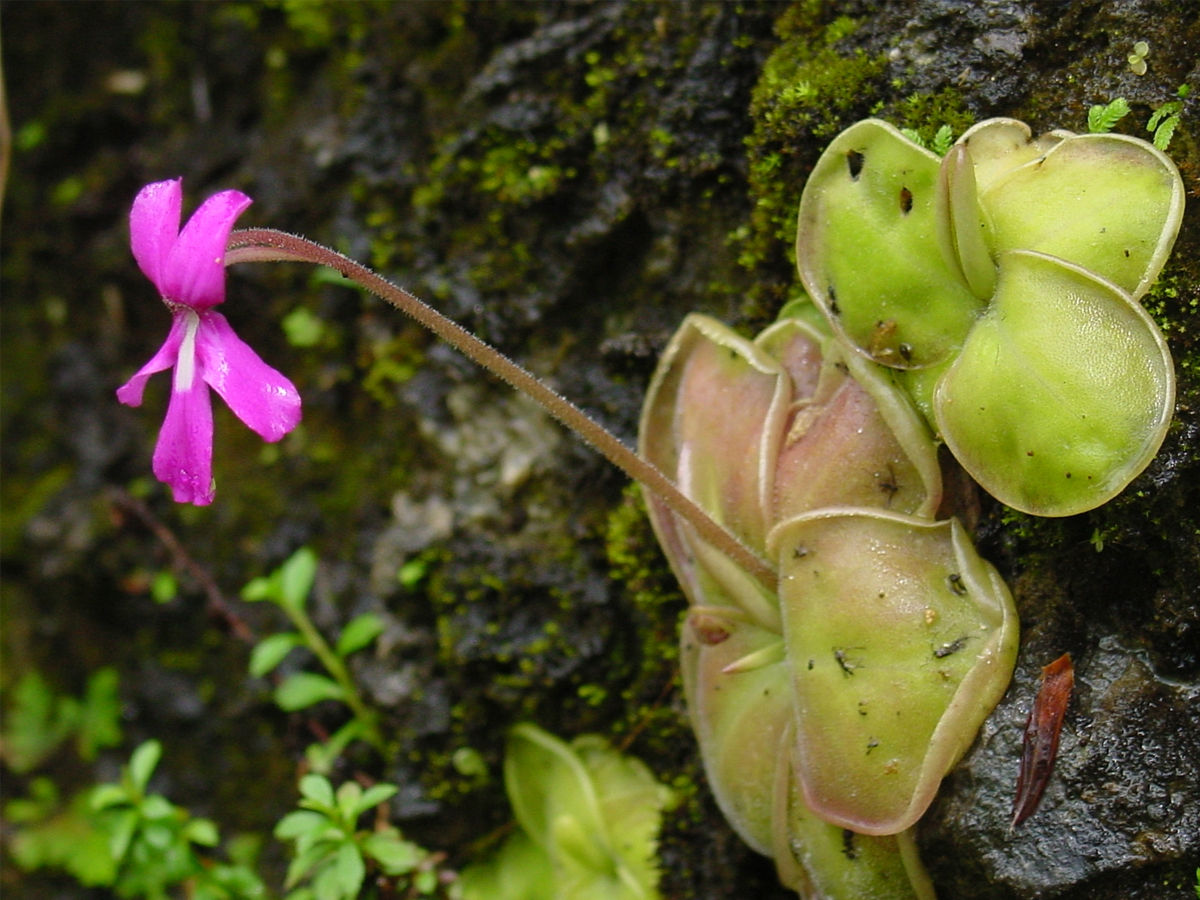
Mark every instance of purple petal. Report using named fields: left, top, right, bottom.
left=151, top=380, right=215, bottom=506
left=195, top=311, right=301, bottom=441
left=115, top=312, right=188, bottom=407
left=129, top=179, right=183, bottom=289
left=160, top=189, right=252, bottom=310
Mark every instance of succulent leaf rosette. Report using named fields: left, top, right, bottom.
left=796, top=119, right=1184, bottom=516
left=639, top=306, right=1018, bottom=897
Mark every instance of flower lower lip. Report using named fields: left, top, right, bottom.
left=173, top=310, right=201, bottom=391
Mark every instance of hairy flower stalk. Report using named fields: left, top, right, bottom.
left=224, top=228, right=776, bottom=590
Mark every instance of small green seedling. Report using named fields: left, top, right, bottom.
left=459, top=724, right=676, bottom=900
left=88, top=740, right=266, bottom=900
left=1148, top=84, right=1189, bottom=150
left=1088, top=97, right=1131, bottom=132
left=242, top=546, right=388, bottom=767
left=274, top=773, right=443, bottom=900
left=1, top=667, right=122, bottom=773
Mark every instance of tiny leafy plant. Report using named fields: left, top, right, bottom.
left=458, top=724, right=676, bottom=900
left=1, top=667, right=122, bottom=773
left=87, top=740, right=266, bottom=900
left=1087, top=97, right=1131, bottom=133
left=6, top=721, right=455, bottom=900
left=274, top=773, right=451, bottom=900
left=1148, top=84, right=1189, bottom=150
left=242, top=546, right=387, bottom=769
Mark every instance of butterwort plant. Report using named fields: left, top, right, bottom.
left=115, top=111, right=1182, bottom=898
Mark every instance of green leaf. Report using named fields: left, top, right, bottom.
left=1152, top=114, right=1180, bottom=151
left=334, top=781, right=363, bottom=823
left=279, top=548, right=319, bottom=613
left=332, top=841, right=365, bottom=899
left=105, top=807, right=139, bottom=862
left=250, top=632, right=304, bottom=677
left=282, top=306, right=326, bottom=348
left=285, top=840, right=336, bottom=890
left=150, top=569, right=178, bottom=603
left=978, top=131, right=1184, bottom=300
left=1, top=671, right=74, bottom=772
left=334, top=613, right=385, bottom=658
left=75, top=667, right=123, bottom=761
left=934, top=250, right=1174, bottom=515
left=354, top=783, right=398, bottom=817
left=185, top=817, right=220, bottom=847
left=361, top=831, right=419, bottom=874
left=275, top=673, right=345, bottom=712
left=1087, top=97, right=1130, bottom=133
left=298, top=774, right=336, bottom=810
left=6, top=788, right=118, bottom=887
left=241, top=573, right=277, bottom=603
left=771, top=510, right=1018, bottom=833
left=458, top=830, right=555, bottom=900
left=931, top=124, right=954, bottom=156
left=139, top=793, right=175, bottom=821
left=796, top=119, right=984, bottom=369
left=275, top=810, right=328, bottom=840
left=504, top=724, right=606, bottom=855
left=127, top=740, right=162, bottom=794
left=88, top=783, right=130, bottom=811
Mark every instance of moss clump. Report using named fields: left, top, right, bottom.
left=740, top=8, right=889, bottom=311
left=603, top=485, right=690, bottom=756
left=888, top=86, right=976, bottom=148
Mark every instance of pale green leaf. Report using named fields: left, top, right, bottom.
left=334, top=614, right=384, bottom=658
left=127, top=740, right=162, bottom=793
left=1088, top=97, right=1130, bottom=133
left=354, top=783, right=398, bottom=817
left=361, top=831, right=419, bottom=874
left=298, top=774, right=336, bottom=810
left=275, top=673, right=345, bottom=712
left=75, top=667, right=123, bottom=761
left=275, top=810, right=327, bottom=840
left=332, top=841, right=365, bottom=898
left=185, top=817, right=220, bottom=847
left=250, top=632, right=303, bottom=677
left=279, top=548, right=318, bottom=613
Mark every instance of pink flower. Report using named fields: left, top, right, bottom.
left=117, top=179, right=301, bottom=505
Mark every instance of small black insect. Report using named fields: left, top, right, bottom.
left=841, top=829, right=858, bottom=860
left=934, top=636, right=970, bottom=659
left=834, top=647, right=863, bottom=677
left=947, top=572, right=967, bottom=595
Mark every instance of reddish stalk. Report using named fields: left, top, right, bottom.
left=226, top=228, right=775, bottom=590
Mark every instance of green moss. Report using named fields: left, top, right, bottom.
left=602, top=485, right=692, bottom=759
left=739, top=9, right=889, bottom=311
left=888, top=87, right=976, bottom=148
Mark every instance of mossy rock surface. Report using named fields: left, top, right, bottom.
left=3, top=2, right=1197, bottom=898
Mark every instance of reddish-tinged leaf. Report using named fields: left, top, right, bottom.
left=1011, top=652, right=1074, bottom=828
